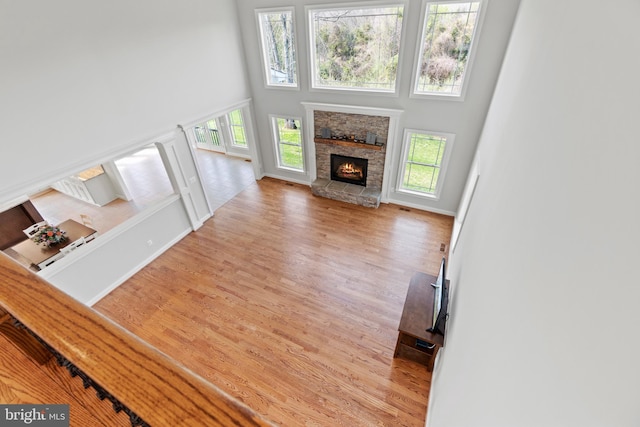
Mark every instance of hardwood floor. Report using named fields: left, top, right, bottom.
left=194, top=149, right=256, bottom=211
left=94, top=178, right=453, bottom=426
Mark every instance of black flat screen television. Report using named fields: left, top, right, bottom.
left=427, top=256, right=448, bottom=336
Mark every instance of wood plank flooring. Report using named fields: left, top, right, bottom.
left=94, top=178, right=453, bottom=426
left=194, top=149, right=256, bottom=211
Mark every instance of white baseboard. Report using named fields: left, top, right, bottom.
left=263, top=173, right=311, bottom=186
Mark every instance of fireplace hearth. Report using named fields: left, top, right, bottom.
left=331, top=154, right=368, bottom=186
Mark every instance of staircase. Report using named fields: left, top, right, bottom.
left=0, top=311, right=130, bottom=426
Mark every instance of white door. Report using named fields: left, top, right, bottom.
left=193, top=118, right=225, bottom=153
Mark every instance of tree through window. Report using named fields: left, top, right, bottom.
left=414, top=1, right=482, bottom=97
left=257, top=8, right=298, bottom=88
left=308, top=5, right=404, bottom=92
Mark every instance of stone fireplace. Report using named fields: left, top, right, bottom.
left=310, top=110, right=388, bottom=207
left=303, top=102, right=402, bottom=208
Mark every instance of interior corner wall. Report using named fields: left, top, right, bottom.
left=0, top=0, right=250, bottom=201
left=427, top=1, right=640, bottom=426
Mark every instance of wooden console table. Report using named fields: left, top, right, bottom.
left=394, top=272, right=446, bottom=371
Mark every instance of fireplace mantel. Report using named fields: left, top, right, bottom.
left=314, top=137, right=383, bottom=151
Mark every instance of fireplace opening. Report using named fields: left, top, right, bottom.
left=331, top=154, right=368, bottom=186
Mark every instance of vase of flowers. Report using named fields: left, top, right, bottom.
left=32, top=224, right=67, bottom=247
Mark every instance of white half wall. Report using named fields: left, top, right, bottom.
left=40, top=196, right=191, bottom=305
left=428, top=1, right=640, bottom=426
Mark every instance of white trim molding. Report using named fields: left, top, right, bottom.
left=179, top=98, right=254, bottom=131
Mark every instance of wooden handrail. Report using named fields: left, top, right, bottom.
left=0, top=253, right=275, bottom=426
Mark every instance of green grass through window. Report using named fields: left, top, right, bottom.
left=402, top=133, right=445, bottom=194
left=276, top=118, right=303, bottom=170
left=229, top=109, right=247, bottom=147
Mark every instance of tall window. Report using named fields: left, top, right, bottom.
left=308, top=4, right=404, bottom=92
left=257, top=8, right=298, bottom=88
left=413, top=1, right=482, bottom=97
left=229, top=109, right=247, bottom=147
left=271, top=116, right=304, bottom=172
left=397, top=130, right=454, bottom=198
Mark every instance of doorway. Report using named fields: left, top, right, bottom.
left=191, top=108, right=249, bottom=156
left=193, top=119, right=224, bottom=153
left=185, top=103, right=261, bottom=212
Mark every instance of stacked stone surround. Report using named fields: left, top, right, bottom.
left=314, top=111, right=389, bottom=143
left=311, top=111, right=389, bottom=208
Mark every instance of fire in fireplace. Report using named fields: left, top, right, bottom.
left=331, top=154, right=368, bottom=186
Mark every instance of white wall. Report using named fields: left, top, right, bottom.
left=0, top=0, right=249, bottom=304
left=429, top=1, right=640, bottom=426
left=235, top=0, right=521, bottom=213
left=0, top=0, right=251, bottom=201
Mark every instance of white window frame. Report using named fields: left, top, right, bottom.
left=270, top=115, right=305, bottom=173
left=227, top=108, right=249, bottom=149
left=411, top=0, right=485, bottom=100
left=306, top=2, right=406, bottom=95
left=256, top=7, right=300, bottom=90
left=396, top=129, right=455, bottom=200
